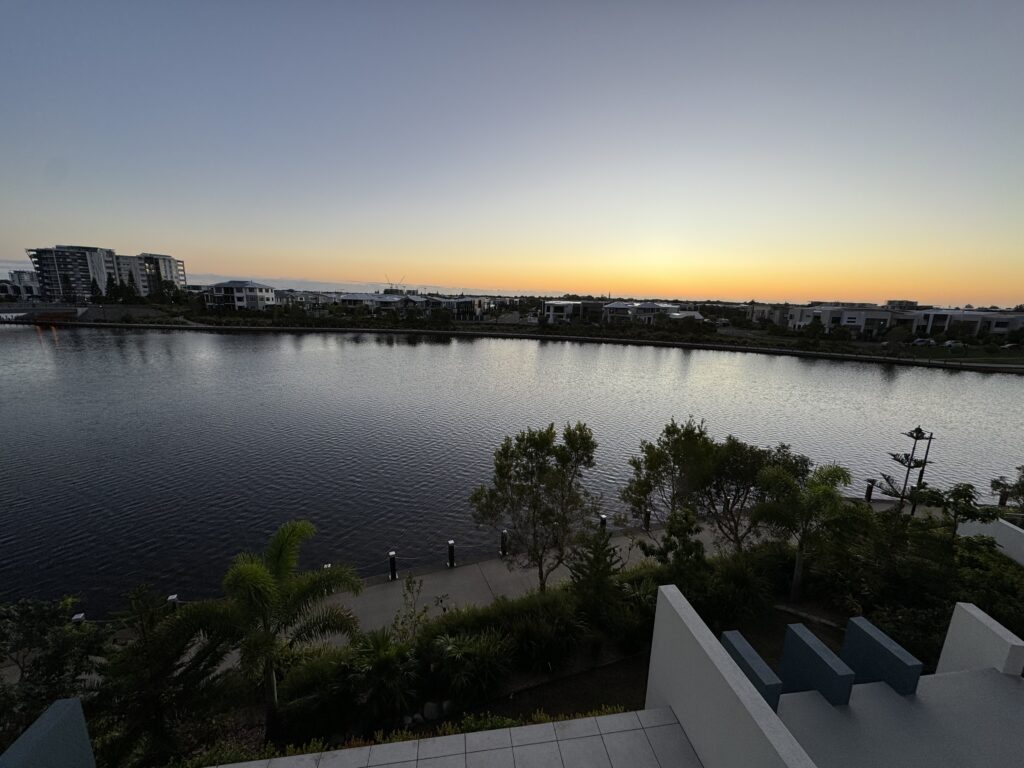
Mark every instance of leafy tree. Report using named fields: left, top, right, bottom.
left=803, top=317, right=825, bottom=339
left=755, top=463, right=853, bottom=602
left=992, top=466, right=1024, bottom=511
left=635, top=507, right=707, bottom=583
left=470, top=422, right=598, bottom=591
left=917, top=483, right=999, bottom=540
left=0, top=598, right=107, bottom=750
left=623, top=420, right=810, bottom=554
left=105, top=273, right=118, bottom=301
left=567, top=526, right=624, bottom=625
left=90, top=278, right=103, bottom=302
left=621, top=418, right=708, bottom=530
left=694, top=439, right=811, bottom=554
left=196, top=521, right=362, bottom=739
left=125, top=272, right=139, bottom=302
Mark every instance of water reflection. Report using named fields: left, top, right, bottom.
left=0, top=325, right=1020, bottom=615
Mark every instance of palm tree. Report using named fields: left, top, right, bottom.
left=199, top=520, right=362, bottom=736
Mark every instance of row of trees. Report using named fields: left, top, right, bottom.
left=85, top=275, right=192, bottom=305
left=471, top=419, right=1015, bottom=608
left=3, top=425, right=1022, bottom=766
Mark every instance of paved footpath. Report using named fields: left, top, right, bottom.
left=331, top=528, right=718, bottom=632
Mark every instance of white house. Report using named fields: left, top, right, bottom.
left=205, top=280, right=277, bottom=311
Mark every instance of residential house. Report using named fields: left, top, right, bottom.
left=205, top=280, right=277, bottom=311
left=634, top=301, right=681, bottom=325
left=542, top=300, right=605, bottom=324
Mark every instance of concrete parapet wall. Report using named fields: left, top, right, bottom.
left=960, top=517, right=1024, bottom=568
left=721, top=630, right=784, bottom=711
left=840, top=617, right=922, bottom=695
left=0, top=698, right=95, bottom=768
left=936, top=602, right=1024, bottom=676
left=645, top=586, right=817, bottom=768
left=779, top=624, right=855, bottom=706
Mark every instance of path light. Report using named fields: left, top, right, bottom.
left=71, top=613, right=85, bottom=624
left=865, top=478, right=877, bottom=502
left=599, top=514, right=608, bottom=532
left=389, top=551, right=397, bottom=581
left=166, top=594, right=179, bottom=612
left=500, top=529, right=508, bottom=557
left=447, top=540, right=456, bottom=569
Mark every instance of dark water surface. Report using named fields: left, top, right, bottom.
left=1, top=325, right=1021, bottom=614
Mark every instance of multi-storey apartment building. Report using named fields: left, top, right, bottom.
left=8, top=270, right=41, bottom=297
left=26, top=245, right=187, bottom=301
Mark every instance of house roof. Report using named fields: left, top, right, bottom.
left=211, top=280, right=275, bottom=289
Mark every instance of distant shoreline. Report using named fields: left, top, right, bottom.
left=13, top=318, right=1024, bottom=375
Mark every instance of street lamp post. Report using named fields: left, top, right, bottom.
left=909, top=428, right=934, bottom=515
left=886, top=426, right=934, bottom=514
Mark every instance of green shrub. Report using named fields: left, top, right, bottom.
left=426, top=629, right=513, bottom=705
left=353, top=629, right=419, bottom=726
left=450, top=712, right=522, bottom=732
left=416, top=589, right=586, bottom=674
left=699, top=552, right=771, bottom=632
left=278, top=647, right=360, bottom=746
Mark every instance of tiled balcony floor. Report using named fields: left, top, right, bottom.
left=218, top=708, right=703, bottom=768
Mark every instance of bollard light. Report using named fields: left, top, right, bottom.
left=599, top=514, right=607, bottom=531
left=865, top=478, right=877, bottom=502
left=500, top=529, right=508, bottom=557
left=389, top=551, right=397, bottom=581
left=71, top=613, right=86, bottom=624
left=166, top=594, right=179, bottom=611
left=447, top=539, right=456, bottom=569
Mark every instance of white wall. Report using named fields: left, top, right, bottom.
left=645, top=586, right=818, bottom=768
left=960, top=517, right=1024, bottom=568
left=936, top=602, right=1024, bottom=676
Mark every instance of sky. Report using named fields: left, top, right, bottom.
left=1, top=1, right=1021, bottom=305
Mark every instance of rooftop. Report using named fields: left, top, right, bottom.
left=212, top=280, right=275, bottom=289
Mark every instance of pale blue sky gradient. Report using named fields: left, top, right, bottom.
left=2, top=1, right=1021, bottom=302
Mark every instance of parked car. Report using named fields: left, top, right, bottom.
left=912, top=338, right=936, bottom=346
left=1001, top=342, right=1020, bottom=350
left=944, top=340, right=964, bottom=349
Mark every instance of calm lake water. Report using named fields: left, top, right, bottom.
left=1, top=325, right=1021, bottom=614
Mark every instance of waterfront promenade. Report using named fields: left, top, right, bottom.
left=331, top=529, right=716, bottom=631
left=331, top=500, right=914, bottom=631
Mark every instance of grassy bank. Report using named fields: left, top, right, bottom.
left=19, top=317, right=1024, bottom=374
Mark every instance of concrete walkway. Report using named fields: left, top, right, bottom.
left=331, top=530, right=716, bottom=632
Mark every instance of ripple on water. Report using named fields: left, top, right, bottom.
left=0, top=325, right=1021, bottom=613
